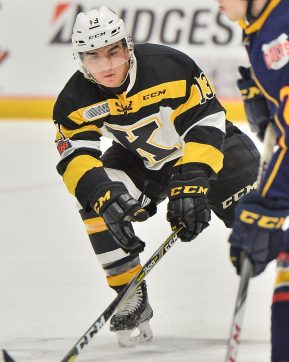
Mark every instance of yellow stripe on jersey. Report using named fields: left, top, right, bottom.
left=63, top=155, right=103, bottom=195
left=170, top=85, right=200, bottom=123
left=252, top=70, right=287, bottom=149
left=84, top=216, right=108, bottom=235
left=56, top=123, right=102, bottom=140
left=170, top=74, right=216, bottom=124
left=107, top=264, right=142, bottom=287
left=108, top=80, right=187, bottom=115
left=68, top=101, right=109, bottom=126
left=242, top=0, right=281, bottom=34
left=175, top=142, right=224, bottom=173
left=251, top=69, right=278, bottom=107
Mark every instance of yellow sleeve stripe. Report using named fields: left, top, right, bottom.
left=84, top=216, right=108, bottom=235
left=175, top=142, right=224, bottom=173
left=107, top=264, right=142, bottom=287
left=68, top=102, right=107, bottom=127
left=63, top=155, right=103, bottom=195
left=171, top=84, right=200, bottom=123
left=171, top=75, right=216, bottom=124
left=57, top=123, right=102, bottom=140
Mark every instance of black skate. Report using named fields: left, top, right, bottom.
left=110, top=281, right=153, bottom=347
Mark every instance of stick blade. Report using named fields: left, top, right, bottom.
left=1, top=350, right=17, bottom=362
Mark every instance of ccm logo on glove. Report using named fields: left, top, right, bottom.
left=167, top=171, right=211, bottom=242
left=240, top=210, right=285, bottom=229
left=241, top=85, right=261, bottom=100
left=94, top=190, right=111, bottom=214
left=170, top=185, right=208, bottom=197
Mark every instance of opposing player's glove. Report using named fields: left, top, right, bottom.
left=91, top=181, right=149, bottom=254
left=167, top=170, right=211, bottom=242
left=237, top=66, right=272, bottom=141
left=229, top=191, right=289, bottom=277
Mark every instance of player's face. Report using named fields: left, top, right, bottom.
left=81, top=41, right=130, bottom=87
left=216, top=0, right=247, bottom=21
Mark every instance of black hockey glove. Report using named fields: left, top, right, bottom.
left=167, top=171, right=211, bottom=242
left=229, top=191, right=289, bottom=277
left=237, top=66, right=272, bottom=141
left=91, top=181, right=149, bottom=254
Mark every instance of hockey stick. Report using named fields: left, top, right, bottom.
left=1, top=350, right=16, bottom=362
left=59, top=226, right=183, bottom=362
left=2, top=226, right=183, bottom=362
left=224, top=122, right=276, bottom=362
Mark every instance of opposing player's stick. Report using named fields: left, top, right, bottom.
left=225, top=122, right=276, bottom=362
left=1, top=350, right=15, bottom=362
left=2, top=226, right=184, bottom=362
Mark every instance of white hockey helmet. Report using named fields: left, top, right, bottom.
left=72, top=7, right=134, bottom=79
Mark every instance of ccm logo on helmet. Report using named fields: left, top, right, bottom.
left=170, top=185, right=208, bottom=197
left=240, top=210, right=285, bottom=229
left=89, top=32, right=105, bottom=40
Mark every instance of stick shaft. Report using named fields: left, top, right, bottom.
left=225, top=123, right=276, bottom=362
left=61, top=227, right=183, bottom=362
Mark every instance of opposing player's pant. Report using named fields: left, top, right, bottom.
left=271, top=233, right=289, bottom=362
left=78, top=125, right=260, bottom=291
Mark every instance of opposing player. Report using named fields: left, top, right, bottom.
left=53, top=6, right=260, bottom=347
left=217, top=1, right=289, bottom=361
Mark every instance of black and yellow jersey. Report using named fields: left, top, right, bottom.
left=53, top=43, right=227, bottom=207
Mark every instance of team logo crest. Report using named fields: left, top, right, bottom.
left=262, top=33, right=289, bottom=70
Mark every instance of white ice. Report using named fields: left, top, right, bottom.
left=0, top=121, right=275, bottom=361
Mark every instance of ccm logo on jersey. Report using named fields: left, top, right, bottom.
left=240, top=210, right=285, bottom=229
left=143, top=89, right=166, bottom=100
left=170, top=185, right=208, bottom=197
left=94, top=191, right=110, bottom=214
left=262, top=33, right=289, bottom=70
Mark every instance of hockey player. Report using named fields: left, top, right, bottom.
left=53, top=6, right=260, bottom=347
left=217, top=0, right=289, bottom=361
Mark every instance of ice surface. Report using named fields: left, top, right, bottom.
left=0, top=121, right=273, bottom=361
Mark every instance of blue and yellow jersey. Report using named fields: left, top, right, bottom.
left=240, top=0, right=289, bottom=201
